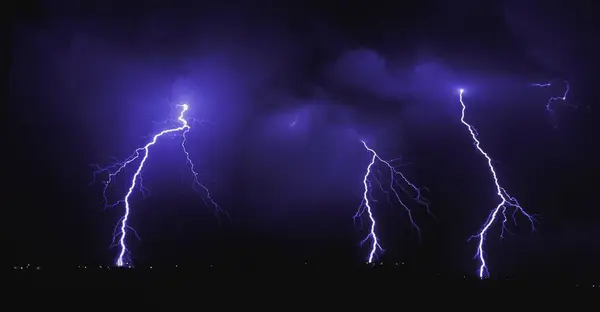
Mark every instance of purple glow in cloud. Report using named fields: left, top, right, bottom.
left=354, top=140, right=430, bottom=263
left=92, top=104, right=223, bottom=267
left=289, top=114, right=299, bottom=127
left=458, top=89, right=536, bottom=278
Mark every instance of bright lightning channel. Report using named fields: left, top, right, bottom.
left=91, top=104, right=223, bottom=267
left=531, top=80, right=570, bottom=114
left=458, top=89, right=536, bottom=278
left=354, top=140, right=430, bottom=264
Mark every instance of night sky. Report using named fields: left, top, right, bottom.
left=7, top=0, right=599, bottom=278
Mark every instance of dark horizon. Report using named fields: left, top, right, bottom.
left=7, top=0, right=599, bottom=279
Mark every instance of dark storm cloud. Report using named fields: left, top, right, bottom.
left=11, top=10, right=380, bottom=231
left=326, top=49, right=401, bottom=99
left=502, top=0, right=599, bottom=77
left=11, top=5, right=548, bottom=231
left=12, top=1, right=586, bottom=231
left=321, top=33, right=582, bottom=135
left=15, top=16, right=306, bottom=120
left=10, top=1, right=599, bottom=271
left=323, top=46, right=469, bottom=133
left=250, top=95, right=368, bottom=210
left=11, top=10, right=320, bottom=161
left=325, top=47, right=467, bottom=102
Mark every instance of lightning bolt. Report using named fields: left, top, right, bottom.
left=91, top=104, right=223, bottom=267
left=354, top=140, right=430, bottom=264
left=458, top=89, right=536, bottom=278
left=531, top=80, right=570, bottom=114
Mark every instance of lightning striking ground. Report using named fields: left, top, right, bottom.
left=458, top=89, right=536, bottom=278
left=91, top=104, right=222, bottom=267
left=531, top=80, right=571, bottom=114
left=353, top=140, right=430, bottom=263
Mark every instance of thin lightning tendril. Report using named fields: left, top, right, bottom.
left=354, top=140, right=430, bottom=264
left=531, top=80, right=570, bottom=114
left=91, top=104, right=223, bottom=267
left=458, top=89, right=536, bottom=278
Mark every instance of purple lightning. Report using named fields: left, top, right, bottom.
left=91, top=103, right=223, bottom=267
left=531, top=80, right=570, bottom=114
left=458, top=89, right=536, bottom=278
left=353, top=140, right=430, bottom=263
